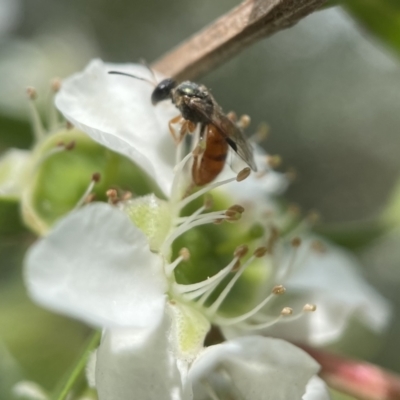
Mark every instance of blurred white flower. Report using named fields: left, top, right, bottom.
left=92, top=313, right=328, bottom=400
left=51, top=59, right=392, bottom=348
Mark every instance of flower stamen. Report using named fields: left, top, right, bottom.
left=27, top=86, right=45, bottom=143
left=74, top=173, right=101, bottom=210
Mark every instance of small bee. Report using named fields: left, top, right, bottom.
left=109, top=71, right=257, bottom=185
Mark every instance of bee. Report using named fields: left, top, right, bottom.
left=108, top=71, right=257, bottom=185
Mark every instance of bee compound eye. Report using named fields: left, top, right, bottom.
left=151, top=79, right=176, bottom=105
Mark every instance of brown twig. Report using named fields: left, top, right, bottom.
left=302, top=346, right=400, bottom=400
left=152, top=0, right=327, bottom=81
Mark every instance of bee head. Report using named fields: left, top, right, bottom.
left=151, top=79, right=177, bottom=105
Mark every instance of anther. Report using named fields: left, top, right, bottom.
left=311, top=240, right=326, bottom=253
left=204, top=194, right=213, bottom=210
left=254, top=246, right=268, bottom=258
left=26, top=86, right=37, bottom=100
left=267, top=155, right=282, bottom=168
left=229, top=204, right=245, bottom=214
left=291, top=237, right=301, bottom=248
left=227, top=111, right=237, bottom=122
left=85, top=193, right=96, bottom=204
left=234, top=245, right=249, bottom=259
left=238, top=114, right=251, bottom=129
left=66, top=121, right=74, bottom=130
left=225, top=209, right=242, bottom=221
left=272, top=285, right=286, bottom=295
left=236, top=167, right=251, bottom=182
left=266, top=225, right=280, bottom=253
left=65, top=140, right=76, bottom=151
left=51, top=77, right=61, bottom=92
left=307, top=210, right=320, bottom=225
left=92, top=172, right=101, bottom=183
left=281, top=307, right=293, bottom=316
left=287, top=203, right=301, bottom=217
left=231, top=260, right=241, bottom=272
left=252, top=123, right=269, bottom=143
left=121, top=191, right=133, bottom=201
left=214, top=218, right=224, bottom=224
left=74, top=173, right=101, bottom=210
left=106, top=189, right=119, bottom=204
left=286, top=167, right=297, bottom=182
left=179, top=247, right=191, bottom=261
left=26, top=86, right=45, bottom=142
left=303, top=304, right=317, bottom=312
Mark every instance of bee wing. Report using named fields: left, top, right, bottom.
left=188, top=98, right=257, bottom=171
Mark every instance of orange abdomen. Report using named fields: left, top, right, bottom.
left=192, top=124, right=228, bottom=186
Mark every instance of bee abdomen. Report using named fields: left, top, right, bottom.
left=192, top=125, right=228, bottom=186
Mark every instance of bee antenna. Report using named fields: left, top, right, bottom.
left=139, top=59, right=158, bottom=85
left=108, top=71, right=156, bottom=87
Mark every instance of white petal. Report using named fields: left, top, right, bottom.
left=24, top=202, right=167, bottom=328
left=0, top=148, right=30, bottom=199
left=96, top=313, right=187, bottom=400
left=190, top=336, right=320, bottom=400
left=258, top=237, right=392, bottom=346
left=302, top=376, right=330, bottom=400
left=55, top=59, right=177, bottom=196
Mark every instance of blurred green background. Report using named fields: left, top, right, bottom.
left=1, top=0, right=400, bottom=398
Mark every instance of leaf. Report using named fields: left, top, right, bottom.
left=337, top=0, right=400, bottom=57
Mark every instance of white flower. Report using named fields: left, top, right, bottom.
left=51, top=59, right=391, bottom=348
left=93, top=313, right=328, bottom=400
left=24, top=202, right=329, bottom=399
left=55, top=59, right=177, bottom=196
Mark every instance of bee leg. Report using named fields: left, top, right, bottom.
left=187, top=121, right=196, bottom=133
left=168, top=115, right=184, bottom=144
left=179, top=120, right=189, bottom=143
